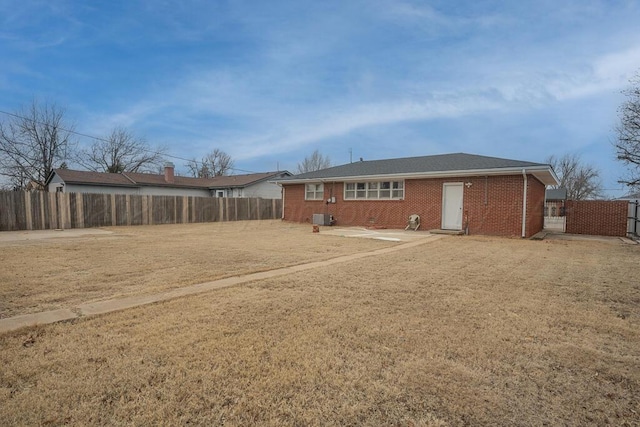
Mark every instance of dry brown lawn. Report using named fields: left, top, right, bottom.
left=0, top=224, right=639, bottom=426
left=0, top=221, right=394, bottom=318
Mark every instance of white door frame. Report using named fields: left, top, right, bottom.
left=442, top=182, right=464, bottom=230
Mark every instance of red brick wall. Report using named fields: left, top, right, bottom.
left=526, top=176, right=546, bottom=237
left=565, top=200, right=628, bottom=237
left=283, top=174, right=546, bottom=237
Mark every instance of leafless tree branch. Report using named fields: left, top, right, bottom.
left=615, top=72, right=640, bottom=189
left=0, top=99, right=75, bottom=189
left=546, top=153, right=603, bottom=200
left=297, top=150, right=331, bottom=174
left=186, top=149, right=234, bottom=177
left=75, top=126, right=166, bottom=173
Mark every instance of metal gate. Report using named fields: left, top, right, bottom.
left=629, top=200, right=639, bottom=238
left=544, top=201, right=566, bottom=232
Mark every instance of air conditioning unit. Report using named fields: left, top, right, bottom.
left=312, top=213, right=333, bottom=226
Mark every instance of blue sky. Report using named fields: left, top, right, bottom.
left=1, top=0, right=639, bottom=196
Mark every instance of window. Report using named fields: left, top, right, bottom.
left=344, top=180, right=404, bottom=200
left=392, top=181, right=404, bottom=198
left=305, top=183, right=324, bottom=200
left=345, top=183, right=356, bottom=199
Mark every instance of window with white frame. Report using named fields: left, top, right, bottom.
left=344, top=180, right=404, bottom=200
left=305, top=183, right=324, bottom=200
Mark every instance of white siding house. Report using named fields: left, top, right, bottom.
left=46, top=164, right=290, bottom=198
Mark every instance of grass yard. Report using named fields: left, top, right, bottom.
left=0, top=223, right=639, bottom=425
left=0, top=221, right=395, bottom=318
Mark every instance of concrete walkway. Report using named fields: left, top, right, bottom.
left=0, top=234, right=445, bottom=334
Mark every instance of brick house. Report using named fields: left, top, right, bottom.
left=275, top=153, right=559, bottom=237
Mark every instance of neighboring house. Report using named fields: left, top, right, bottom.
left=46, top=163, right=290, bottom=198
left=274, top=153, right=559, bottom=238
left=208, top=173, right=288, bottom=199
left=544, top=188, right=567, bottom=232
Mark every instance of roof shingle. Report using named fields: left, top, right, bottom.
left=49, top=169, right=289, bottom=189
left=284, top=153, right=546, bottom=181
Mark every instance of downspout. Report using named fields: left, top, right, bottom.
left=521, top=169, right=528, bottom=238
left=280, top=184, right=285, bottom=220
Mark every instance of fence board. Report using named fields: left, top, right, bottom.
left=0, top=191, right=282, bottom=231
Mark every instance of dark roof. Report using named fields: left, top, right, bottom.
left=125, top=171, right=216, bottom=189
left=545, top=188, right=567, bottom=200
left=209, top=171, right=291, bottom=188
left=48, top=169, right=290, bottom=189
left=51, top=169, right=138, bottom=187
left=277, top=153, right=556, bottom=184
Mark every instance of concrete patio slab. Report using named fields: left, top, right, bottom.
left=318, top=227, right=434, bottom=242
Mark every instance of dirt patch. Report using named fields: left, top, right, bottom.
left=0, top=233, right=638, bottom=425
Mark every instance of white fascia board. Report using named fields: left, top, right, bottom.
left=277, top=166, right=559, bottom=186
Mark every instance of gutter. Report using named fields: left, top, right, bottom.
left=281, top=184, right=285, bottom=219
left=274, top=165, right=558, bottom=186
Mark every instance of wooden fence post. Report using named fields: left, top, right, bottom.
left=60, top=192, right=70, bottom=229
left=125, top=195, right=131, bottom=226
left=141, top=195, right=148, bottom=225
left=148, top=195, right=153, bottom=225
left=38, top=191, right=49, bottom=230
left=49, top=192, right=58, bottom=230
left=184, top=196, right=188, bottom=223
left=234, top=198, right=238, bottom=221
left=24, top=191, right=33, bottom=230
left=111, top=194, right=117, bottom=226
left=76, top=193, right=85, bottom=229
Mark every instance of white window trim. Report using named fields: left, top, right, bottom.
left=305, top=183, right=324, bottom=200
left=344, top=180, right=404, bottom=200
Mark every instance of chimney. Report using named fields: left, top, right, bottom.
left=164, top=162, right=175, bottom=183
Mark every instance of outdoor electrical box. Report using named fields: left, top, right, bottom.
left=313, top=213, right=333, bottom=226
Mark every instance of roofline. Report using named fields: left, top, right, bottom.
left=47, top=169, right=292, bottom=190
left=215, top=170, right=292, bottom=189
left=45, top=170, right=141, bottom=188
left=274, top=166, right=559, bottom=186
left=65, top=182, right=141, bottom=188
left=209, top=171, right=291, bottom=190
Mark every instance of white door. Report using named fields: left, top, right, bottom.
left=442, top=183, right=463, bottom=230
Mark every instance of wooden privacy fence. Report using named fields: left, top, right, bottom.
left=0, top=191, right=283, bottom=231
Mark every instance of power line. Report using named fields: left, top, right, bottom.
left=0, top=109, right=257, bottom=174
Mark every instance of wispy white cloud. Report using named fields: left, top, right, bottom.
left=6, top=0, right=634, bottom=194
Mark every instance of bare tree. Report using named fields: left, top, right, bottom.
left=297, top=149, right=331, bottom=174
left=546, top=153, right=603, bottom=200
left=615, top=73, right=640, bottom=189
left=76, top=126, right=166, bottom=173
left=186, top=149, right=234, bottom=178
left=0, top=100, right=74, bottom=189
